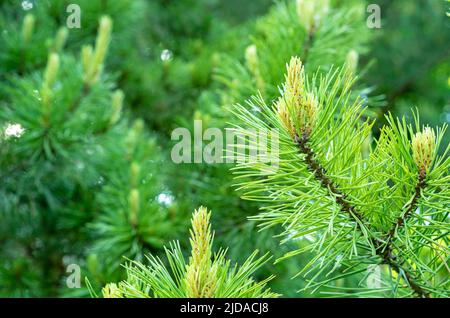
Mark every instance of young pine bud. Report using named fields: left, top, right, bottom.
left=277, top=57, right=318, bottom=138
left=41, top=53, right=60, bottom=108
left=296, top=0, right=329, bottom=32
left=245, top=44, right=259, bottom=74
left=189, top=206, right=212, bottom=267
left=245, top=44, right=265, bottom=93
left=130, top=162, right=140, bottom=188
left=125, top=119, right=144, bottom=154
left=93, top=16, right=112, bottom=66
left=346, top=50, right=359, bottom=75
left=412, top=127, right=436, bottom=174
left=82, top=16, right=113, bottom=86
left=89, top=16, right=112, bottom=85
left=109, top=90, right=124, bottom=126
left=102, top=283, right=123, bottom=298
left=296, top=0, right=315, bottom=32
left=132, top=119, right=144, bottom=135
left=44, top=53, right=60, bottom=88
left=52, top=27, right=68, bottom=53
left=185, top=206, right=216, bottom=298
left=22, top=14, right=35, bottom=45
left=285, top=56, right=305, bottom=99
left=128, top=189, right=140, bottom=227
left=81, top=45, right=93, bottom=75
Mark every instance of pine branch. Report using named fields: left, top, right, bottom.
left=296, top=0, right=329, bottom=66
left=295, top=132, right=366, bottom=224
left=294, top=125, right=429, bottom=298
left=231, top=56, right=448, bottom=297
left=379, top=127, right=439, bottom=298
left=390, top=171, right=427, bottom=236
left=382, top=171, right=427, bottom=256
left=98, top=207, right=278, bottom=298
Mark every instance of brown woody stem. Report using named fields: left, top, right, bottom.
left=380, top=170, right=429, bottom=297
left=386, top=171, right=427, bottom=240
left=294, top=132, right=429, bottom=298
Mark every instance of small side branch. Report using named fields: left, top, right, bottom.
left=380, top=170, right=429, bottom=298
left=387, top=171, right=427, bottom=239
left=294, top=132, right=429, bottom=298
left=295, top=133, right=365, bottom=224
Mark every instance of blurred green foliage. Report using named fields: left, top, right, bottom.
left=363, top=0, right=450, bottom=146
